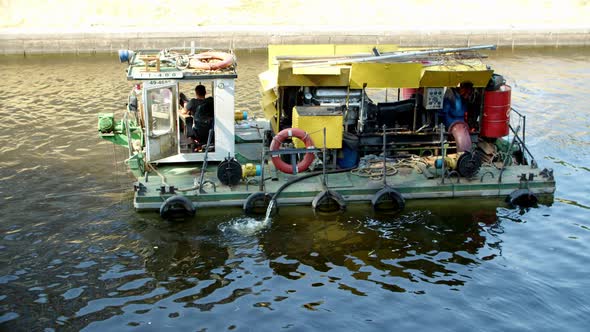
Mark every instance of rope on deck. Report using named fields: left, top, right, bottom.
left=350, top=154, right=429, bottom=181
left=480, top=151, right=512, bottom=169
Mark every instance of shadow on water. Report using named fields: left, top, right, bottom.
left=257, top=200, right=503, bottom=291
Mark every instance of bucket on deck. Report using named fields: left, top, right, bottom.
left=337, top=145, right=359, bottom=168
left=481, top=85, right=511, bottom=138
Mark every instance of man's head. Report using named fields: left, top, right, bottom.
left=179, top=92, right=188, bottom=107
left=195, top=84, right=207, bottom=98
left=458, top=82, right=474, bottom=99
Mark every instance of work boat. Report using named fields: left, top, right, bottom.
left=99, top=45, right=555, bottom=219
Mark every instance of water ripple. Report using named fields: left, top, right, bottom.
left=0, top=48, right=589, bottom=331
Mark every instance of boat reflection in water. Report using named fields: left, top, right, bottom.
left=134, top=198, right=509, bottom=304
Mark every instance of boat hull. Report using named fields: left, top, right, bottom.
left=132, top=164, right=555, bottom=211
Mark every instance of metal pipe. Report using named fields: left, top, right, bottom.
left=498, top=125, right=521, bottom=183
left=322, top=127, right=327, bottom=188
left=439, top=123, right=446, bottom=183
left=358, top=84, right=367, bottom=133
left=509, top=124, right=536, bottom=167
left=449, top=121, right=472, bottom=153
left=259, top=132, right=267, bottom=192
left=382, top=125, right=388, bottom=187
left=198, top=129, right=214, bottom=194
left=293, top=45, right=497, bottom=68
left=124, top=112, right=133, bottom=157
left=412, top=103, right=417, bottom=132
left=344, top=86, right=351, bottom=132
left=522, top=114, right=526, bottom=152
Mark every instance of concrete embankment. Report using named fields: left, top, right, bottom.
left=1, top=0, right=589, bottom=54
left=1, top=26, right=589, bottom=55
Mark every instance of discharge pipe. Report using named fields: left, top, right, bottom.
left=448, top=121, right=472, bottom=153
left=262, top=167, right=354, bottom=223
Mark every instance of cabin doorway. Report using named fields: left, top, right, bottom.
left=178, top=81, right=216, bottom=154
left=143, top=81, right=179, bottom=162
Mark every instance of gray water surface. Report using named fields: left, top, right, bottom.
left=1, top=48, right=589, bottom=331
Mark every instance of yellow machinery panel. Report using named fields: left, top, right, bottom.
left=278, top=64, right=350, bottom=87
left=420, top=69, right=494, bottom=87
left=350, top=63, right=423, bottom=89
left=292, top=106, right=343, bottom=149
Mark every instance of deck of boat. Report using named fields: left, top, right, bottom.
left=132, top=162, right=555, bottom=211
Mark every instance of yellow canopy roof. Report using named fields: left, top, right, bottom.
left=264, top=44, right=494, bottom=88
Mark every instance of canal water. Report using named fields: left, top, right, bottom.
left=0, top=48, right=589, bottom=331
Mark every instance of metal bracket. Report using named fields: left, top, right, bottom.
left=198, top=129, right=214, bottom=194
left=498, top=124, right=521, bottom=183
left=133, top=182, right=147, bottom=194
left=159, top=185, right=176, bottom=195
left=517, top=173, right=532, bottom=190
left=245, top=178, right=259, bottom=191
left=539, top=168, right=554, bottom=180
left=480, top=171, right=494, bottom=182
left=446, top=170, right=461, bottom=184
left=198, top=180, right=217, bottom=193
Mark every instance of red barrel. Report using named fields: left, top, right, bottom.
left=401, top=88, right=418, bottom=100
left=481, top=85, right=511, bottom=138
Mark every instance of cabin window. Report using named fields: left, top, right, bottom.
left=147, top=87, right=174, bottom=135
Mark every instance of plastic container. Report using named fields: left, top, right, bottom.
left=234, top=110, right=248, bottom=121
left=337, top=146, right=359, bottom=168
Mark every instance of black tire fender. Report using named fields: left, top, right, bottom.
left=160, top=195, right=196, bottom=220
left=506, top=189, right=538, bottom=208
left=243, top=192, right=274, bottom=216
left=312, top=190, right=346, bottom=213
left=372, top=187, right=405, bottom=214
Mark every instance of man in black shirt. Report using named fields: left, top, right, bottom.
left=186, top=84, right=214, bottom=146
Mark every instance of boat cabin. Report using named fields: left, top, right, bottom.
left=120, top=48, right=238, bottom=163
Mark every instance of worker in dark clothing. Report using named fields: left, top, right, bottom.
left=179, top=92, right=189, bottom=115
left=441, top=82, right=474, bottom=128
left=186, top=84, right=214, bottom=149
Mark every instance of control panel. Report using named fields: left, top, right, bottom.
left=423, top=87, right=445, bottom=110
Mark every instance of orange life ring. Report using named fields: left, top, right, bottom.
left=269, top=128, right=315, bottom=174
left=189, top=51, right=234, bottom=70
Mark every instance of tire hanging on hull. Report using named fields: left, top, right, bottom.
left=243, top=192, right=274, bottom=216
left=312, top=190, right=346, bottom=214
left=506, top=189, right=538, bottom=208
left=160, top=195, right=196, bottom=220
left=372, top=187, right=405, bottom=214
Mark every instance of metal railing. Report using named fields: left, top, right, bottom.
left=509, top=107, right=537, bottom=168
